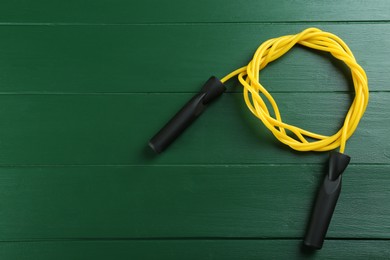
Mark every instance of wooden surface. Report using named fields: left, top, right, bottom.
left=0, top=1, right=389, bottom=259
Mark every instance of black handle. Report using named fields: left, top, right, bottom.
left=149, top=76, right=226, bottom=153
left=303, top=151, right=351, bottom=249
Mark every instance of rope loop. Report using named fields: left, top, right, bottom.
left=221, top=28, right=369, bottom=153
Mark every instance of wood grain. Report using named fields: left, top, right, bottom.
left=0, top=0, right=389, bottom=257
left=0, top=165, right=388, bottom=239
left=0, top=0, right=389, bottom=23
left=0, top=240, right=389, bottom=259
left=0, top=93, right=387, bottom=165
left=0, top=24, right=388, bottom=93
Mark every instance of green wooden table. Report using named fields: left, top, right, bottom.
left=0, top=1, right=389, bottom=259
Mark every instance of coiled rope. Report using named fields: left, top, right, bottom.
left=220, top=28, right=369, bottom=153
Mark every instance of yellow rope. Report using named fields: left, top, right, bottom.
left=221, top=28, right=369, bottom=153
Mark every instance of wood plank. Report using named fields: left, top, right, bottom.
left=0, top=165, right=388, bottom=239
left=0, top=0, right=389, bottom=23
left=0, top=93, right=387, bottom=165
left=0, top=240, right=389, bottom=259
left=0, top=24, right=388, bottom=93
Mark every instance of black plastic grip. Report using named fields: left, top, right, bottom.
left=149, top=76, right=226, bottom=153
left=303, top=151, right=351, bottom=249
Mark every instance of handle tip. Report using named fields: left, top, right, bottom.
left=303, top=240, right=323, bottom=250
left=148, top=141, right=161, bottom=154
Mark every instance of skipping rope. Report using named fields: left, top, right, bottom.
left=148, top=27, right=369, bottom=249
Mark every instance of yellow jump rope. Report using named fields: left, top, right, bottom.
left=149, top=28, right=369, bottom=249
left=221, top=27, right=368, bottom=153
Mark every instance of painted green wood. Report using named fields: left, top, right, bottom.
left=0, top=240, right=389, bottom=260
left=0, top=24, right=388, bottom=93
left=0, top=0, right=387, bottom=259
left=0, top=0, right=389, bottom=23
left=0, top=93, right=387, bottom=165
left=0, top=165, right=388, bottom=239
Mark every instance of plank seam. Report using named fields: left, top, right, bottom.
left=0, top=237, right=388, bottom=243
left=0, top=90, right=387, bottom=95
left=0, top=21, right=389, bottom=26
left=0, top=163, right=387, bottom=168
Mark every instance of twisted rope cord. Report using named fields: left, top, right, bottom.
left=221, top=28, right=369, bottom=153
